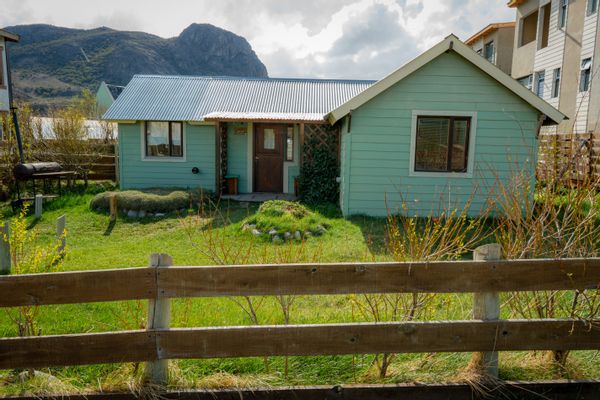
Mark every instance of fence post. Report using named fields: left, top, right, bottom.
left=0, top=222, right=10, bottom=275
left=34, top=194, right=43, bottom=219
left=56, top=215, right=66, bottom=254
left=471, top=243, right=502, bottom=378
left=144, top=253, right=172, bottom=386
left=109, top=194, right=118, bottom=221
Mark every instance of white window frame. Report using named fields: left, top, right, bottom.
left=587, top=0, right=598, bottom=16
left=558, top=0, right=568, bottom=30
left=552, top=68, right=561, bottom=98
left=409, top=110, right=477, bottom=179
left=140, top=121, right=187, bottom=162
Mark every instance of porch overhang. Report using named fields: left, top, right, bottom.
left=203, top=112, right=329, bottom=125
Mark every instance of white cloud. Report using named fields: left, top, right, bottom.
left=1, top=0, right=516, bottom=79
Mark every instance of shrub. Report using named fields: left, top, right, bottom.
left=243, top=200, right=330, bottom=240
left=298, top=135, right=339, bottom=204
left=90, top=190, right=190, bottom=213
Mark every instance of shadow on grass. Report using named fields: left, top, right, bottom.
left=348, top=215, right=388, bottom=257
left=103, top=219, right=116, bottom=236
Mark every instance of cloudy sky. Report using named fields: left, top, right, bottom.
left=1, top=0, right=515, bottom=79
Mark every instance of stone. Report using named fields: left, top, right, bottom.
left=268, top=229, right=278, bottom=236
left=295, top=231, right=302, bottom=240
left=138, top=210, right=147, bottom=218
left=127, top=210, right=138, bottom=218
left=272, top=235, right=283, bottom=243
left=284, top=232, right=292, bottom=240
left=304, top=231, right=312, bottom=238
left=252, top=229, right=262, bottom=237
left=155, top=213, right=165, bottom=217
left=242, top=224, right=251, bottom=231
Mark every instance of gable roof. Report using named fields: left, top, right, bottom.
left=106, top=83, right=125, bottom=100
left=465, top=22, right=515, bottom=45
left=103, top=75, right=375, bottom=122
left=0, top=28, right=19, bottom=42
left=326, top=34, right=566, bottom=125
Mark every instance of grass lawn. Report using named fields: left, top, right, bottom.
left=0, top=185, right=598, bottom=395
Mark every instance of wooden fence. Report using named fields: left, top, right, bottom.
left=538, top=131, right=600, bottom=184
left=0, top=251, right=599, bottom=398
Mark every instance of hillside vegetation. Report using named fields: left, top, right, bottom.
left=4, top=23, right=268, bottom=110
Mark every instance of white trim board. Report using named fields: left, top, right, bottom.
left=409, top=110, right=477, bottom=179
left=140, top=122, right=188, bottom=163
left=326, top=34, right=566, bottom=125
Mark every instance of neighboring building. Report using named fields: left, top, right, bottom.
left=509, top=0, right=599, bottom=134
left=0, top=28, right=19, bottom=140
left=465, top=22, right=516, bottom=75
left=96, top=81, right=125, bottom=115
left=104, top=35, right=564, bottom=217
left=33, top=117, right=117, bottom=141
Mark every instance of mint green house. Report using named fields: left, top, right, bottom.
left=104, top=35, right=565, bottom=217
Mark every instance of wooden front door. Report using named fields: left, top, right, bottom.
left=254, top=124, right=284, bottom=193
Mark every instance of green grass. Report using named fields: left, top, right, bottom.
left=0, top=185, right=598, bottom=395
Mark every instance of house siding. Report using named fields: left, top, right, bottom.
left=118, top=122, right=216, bottom=191
left=342, top=52, right=540, bottom=217
left=226, top=122, right=250, bottom=193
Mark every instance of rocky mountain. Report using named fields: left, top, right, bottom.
left=3, top=23, right=268, bottom=110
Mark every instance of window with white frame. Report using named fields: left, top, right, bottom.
left=588, top=0, right=598, bottom=15
left=535, top=71, right=545, bottom=97
left=518, top=75, right=533, bottom=90
left=580, top=58, right=592, bottom=92
left=484, top=41, right=495, bottom=64
left=145, top=121, right=183, bottom=158
left=552, top=68, right=561, bottom=98
left=558, top=0, right=568, bottom=29
left=413, top=115, right=471, bottom=174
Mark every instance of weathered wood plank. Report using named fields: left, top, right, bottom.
left=6, top=381, right=600, bottom=400
left=0, top=330, right=155, bottom=369
left=0, top=259, right=599, bottom=308
left=160, top=319, right=600, bottom=359
left=159, top=259, right=600, bottom=298
left=0, top=268, right=156, bottom=307
left=2, top=320, right=597, bottom=370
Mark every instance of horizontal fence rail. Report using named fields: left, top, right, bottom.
left=1, top=258, right=600, bottom=307
left=6, top=381, right=600, bottom=400
left=1, top=253, right=599, bottom=398
left=1, top=320, right=599, bottom=369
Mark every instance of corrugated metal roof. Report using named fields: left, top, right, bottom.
left=103, top=75, right=375, bottom=122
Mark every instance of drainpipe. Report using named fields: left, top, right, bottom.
left=536, top=114, right=546, bottom=138
left=5, top=42, right=24, bottom=163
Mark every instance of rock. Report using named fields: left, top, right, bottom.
left=242, top=224, right=251, bottom=231
left=127, top=210, right=138, bottom=218
left=18, top=370, right=60, bottom=383
left=304, top=231, right=312, bottom=238
left=268, top=229, right=278, bottom=236
left=295, top=231, right=302, bottom=240
left=284, top=232, right=292, bottom=240
left=138, top=210, right=147, bottom=218
left=155, top=212, right=165, bottom=217
left=252, top=229, right=262, bottom=237
left=273, top=235, right=283, bottom=243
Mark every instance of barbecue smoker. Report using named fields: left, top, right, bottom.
left=13, top=162, right=75, bottom=208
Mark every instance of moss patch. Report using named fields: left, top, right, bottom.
left=90, top=190, right=190, bottom=214
left=242, top=200, right=331, bottom=241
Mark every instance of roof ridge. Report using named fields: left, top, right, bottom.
left=131, top=74, right=377, bottom=84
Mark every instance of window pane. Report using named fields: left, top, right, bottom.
left=264, top=128, right=275, bottom=150
left=484, top=42, right=494, bottom=63
left=451, top=119, right=469, bottom=172
left=171, top=122, right=183, bottom=157
left=146, top=122, right=169, bottom=157
left=286, top=127, right=293, bottom=161
left=415, top=117, right=449, bottom=172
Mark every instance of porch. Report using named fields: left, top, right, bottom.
left=212, top=120, right=340, bottom=198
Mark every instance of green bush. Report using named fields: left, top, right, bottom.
left=90, top=190, right=190, bottom=213
left=243, top=200, right=330, bottom=240
left=298, top=136, right=339, bottom=204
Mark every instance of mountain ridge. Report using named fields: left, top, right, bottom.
left=3, top=23, right=268, bottom=110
